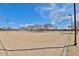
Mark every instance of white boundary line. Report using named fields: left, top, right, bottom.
left=61, top=32, right=70, bottom=56
left=0, top=35, right=9, bottom=56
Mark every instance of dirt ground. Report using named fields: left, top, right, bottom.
left=0, top=31, right=78, bottom=56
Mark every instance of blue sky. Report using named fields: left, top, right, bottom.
left=0, top=3, right=79, bottom=29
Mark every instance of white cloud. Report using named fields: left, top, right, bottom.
left=35, top=3, right=79, bottom=28
left=35, top=3, right=67, bottom=23
left=19, top=24, right=34, bottom=27
left=35, top=3, right=58, bottom=19
left=8, top=22, right=15, bottom=25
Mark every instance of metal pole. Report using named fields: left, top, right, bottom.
left=70, top=14, right=72, bottom=32
left=71, top=15, right=72, bottom=32
left=69, top=14, right=72, bottom=31
left=74, top=3, right=77, bottom=46
left=6, top=19, right=9, bottom=32
left=7, top=19, right=9, bottom=29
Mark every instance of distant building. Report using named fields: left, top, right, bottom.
left=44, top=24, right=57, bottom=31
left=35, top=24, right=45, bottom=31
left=19, top=24, right=57, bottom=31
left=26, top=25, right=36, bottom=31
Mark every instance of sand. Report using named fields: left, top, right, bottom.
left=0, top=31, right=78, bottom=56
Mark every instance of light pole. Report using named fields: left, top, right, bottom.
left=63, top=14, right=72, bottom=30
left=7, top=19, right=9, bottom=30
left=74, top=3, right=77, bottom=46
left=68, top=14, right=73, bottom=31
left=6, top=19, right=10, bottom=31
